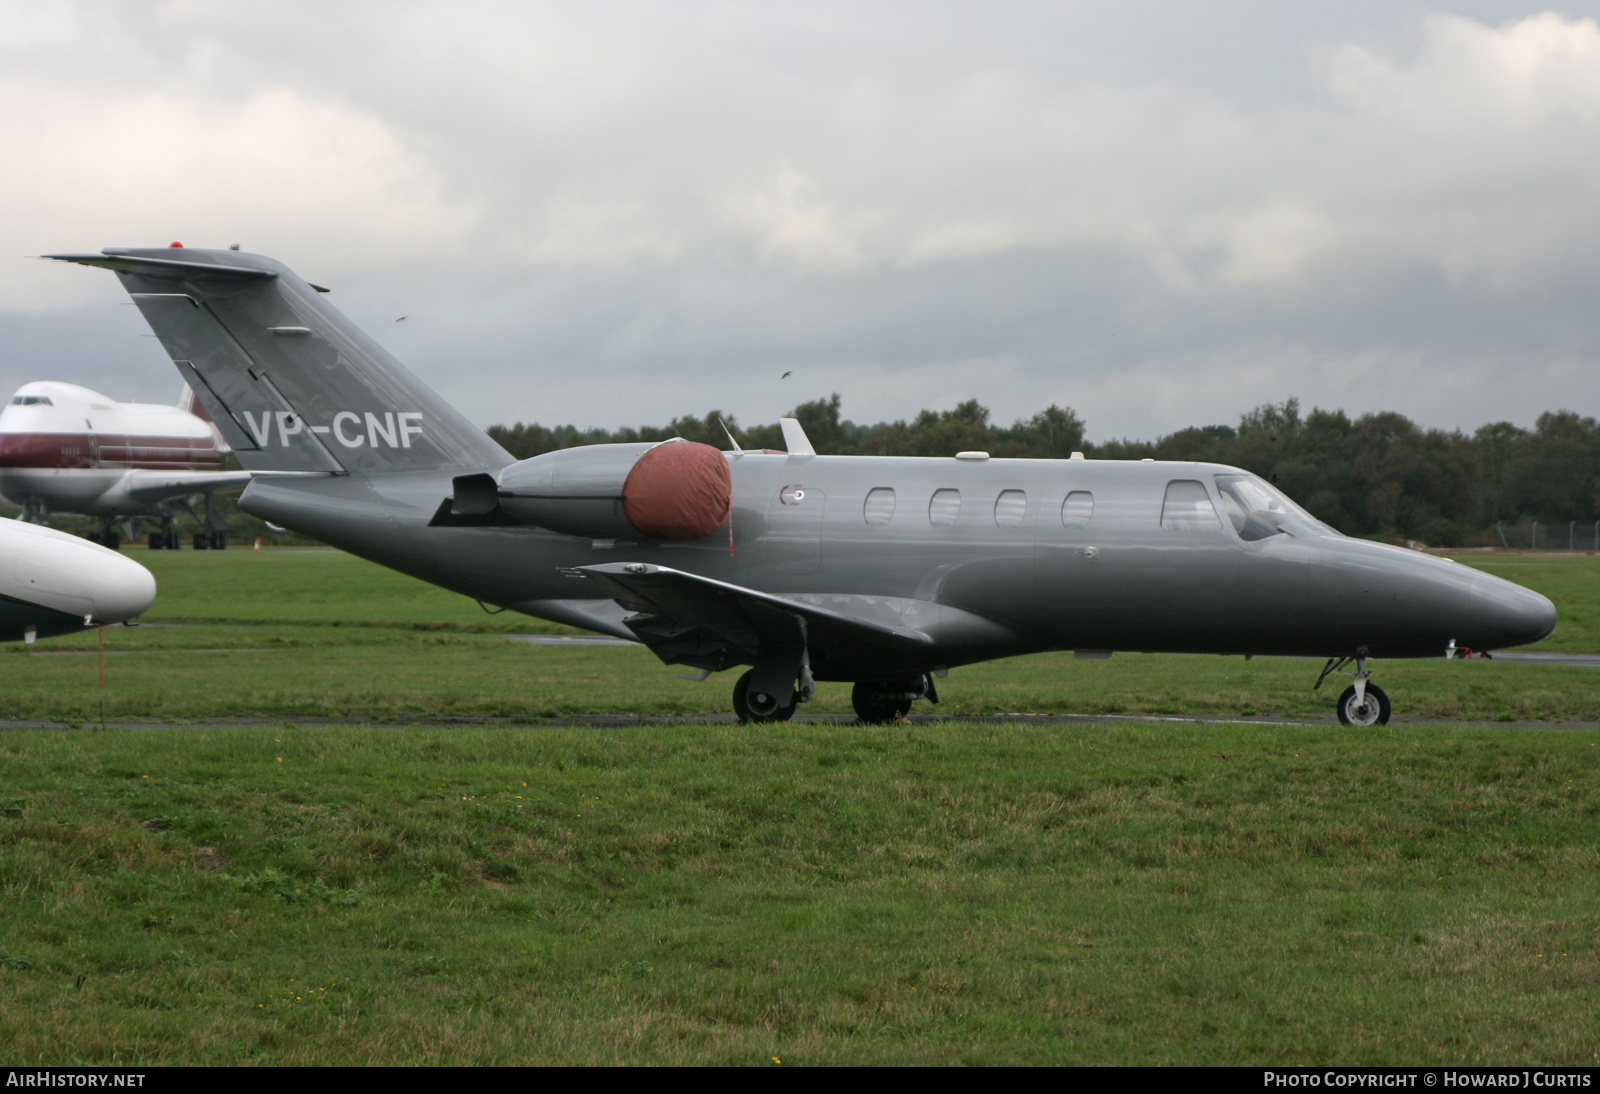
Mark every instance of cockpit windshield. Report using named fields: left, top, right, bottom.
left=1213, top=474, right=1337, bottom=541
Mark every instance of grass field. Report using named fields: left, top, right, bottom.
left=2, top=548, right=1597, bottom=723
left=0, top=547, right=1597, bottom=1064
left=2, top=722, right=1598, bottom=1065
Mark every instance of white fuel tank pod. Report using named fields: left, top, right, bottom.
left=497, top=438, right=731, bottom=541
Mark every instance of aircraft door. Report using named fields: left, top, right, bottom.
left=1054, top=479, right=1243, bottom=651
left=1142, top=480, right=1243, bottom=647
left=1211, top=473, right=1317, bottom=646
left=765, top=483, right=825, bottom=574
left=1036, top=489, right=1111, bottom=638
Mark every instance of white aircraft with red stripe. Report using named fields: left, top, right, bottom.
left=0, top=380, right=251, bottom=548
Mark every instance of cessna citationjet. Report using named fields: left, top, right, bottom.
left=0, top=381, right=249, bottom=548
left=49, top=245, right=1556, bottom=725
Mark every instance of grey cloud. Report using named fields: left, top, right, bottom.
left=4, top=2, right=1600, bottom=441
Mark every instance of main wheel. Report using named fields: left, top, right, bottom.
left=733, top=670, right=797, bottom=724
left=168, top=530, right=182, bottom=550
left=852, top=681, right=913, bottom=724
left=211, top=531, right=227, bottom=550
left=1336, top=682, right=1390, bottom=726
left=193, top=533, right=208, bottom=550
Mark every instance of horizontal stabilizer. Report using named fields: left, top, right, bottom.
left=121, top=469, right=255, bottom=505
left=577, top=562, right=930, bottom=675
left=44, top=252, right=278, bottom=280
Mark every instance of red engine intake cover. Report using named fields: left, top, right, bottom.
left=621, top=440, right=731, bottom=540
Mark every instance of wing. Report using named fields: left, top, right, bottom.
left=121, top=469, right=255, bottom=505
left=576, top=562, right=932, bottom=677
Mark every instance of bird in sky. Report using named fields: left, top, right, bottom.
left=395, top=315, right=408, bottom=322
left=781, top=370, right=792, bottom=379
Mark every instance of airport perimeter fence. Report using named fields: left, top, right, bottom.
left=1494, top=520, right=1600, bottom=551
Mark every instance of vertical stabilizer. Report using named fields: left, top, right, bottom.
left=47, top=248, right=511, bottom=475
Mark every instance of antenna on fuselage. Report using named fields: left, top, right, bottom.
left=717, top=416, right=742, bottom=454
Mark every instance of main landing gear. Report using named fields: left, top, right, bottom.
left=1314, top=653, right=1390, bottom=726
left=88, top=521, right=121, bottom=550
left=147, top=523, right=182, bottom=550
left=730, top=670, right=942, bottom=724
left=732, top=669, right=798, bottom=724
left=852, top=675, right=939, bottom=724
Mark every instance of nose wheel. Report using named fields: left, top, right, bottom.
left=1336, top=682, right=1390, bottom=726
left=1316, top=653, right=1391, bottom=726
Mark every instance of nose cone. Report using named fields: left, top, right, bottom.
left=0, top=518, right=158, bottom=625
left=1470, top=574, right=1557, bottom=650
left=89, top=551, right=158, bottom=623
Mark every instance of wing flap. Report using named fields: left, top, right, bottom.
left=576, top=562, right=930, bottom=674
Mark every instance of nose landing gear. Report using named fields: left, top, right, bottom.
left=1336, top=681, right=1390, bottom=726
left=1315, top=652, right=1391, bottom=726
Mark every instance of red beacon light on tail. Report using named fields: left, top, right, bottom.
left=168, top=241, right=183, bottom=248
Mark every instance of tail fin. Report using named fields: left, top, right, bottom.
left=47, top=248, right=511, bottom=475
left=177, top=382, right=233, bottom=453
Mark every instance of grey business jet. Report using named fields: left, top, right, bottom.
left=49, top=246, right=1556, bottom=726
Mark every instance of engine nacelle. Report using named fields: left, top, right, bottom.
left=496, top=438, right=731, bottom=540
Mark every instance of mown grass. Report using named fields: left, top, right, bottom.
left=5, top=640, right=1600, bottom=723
left=0, top=549, right=1596, bottom=1064
left=1, top=548, right=1594, bottom=724
left=1, top=722, right=1597, bottom=1065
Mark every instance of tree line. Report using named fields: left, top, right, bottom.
left=487, top=395, right=1600, bottom=546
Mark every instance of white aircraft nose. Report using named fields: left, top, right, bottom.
left=87, top=549, right=158, bottom=624
left=1, top=519, right=159, bottom=625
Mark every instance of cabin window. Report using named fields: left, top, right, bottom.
left=1161, top=480, right=1221, bottom=531
left=863, top=487, right=896, bottom=525
left=929, top=488, right=962, bottom=526
left=1061, top=491, right=1094, bottom=528
left=994, top=490, right=1027, bottom=527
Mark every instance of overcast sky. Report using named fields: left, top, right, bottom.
left=4, top=1, right=1600, bottom=442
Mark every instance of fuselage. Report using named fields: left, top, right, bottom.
left=240, top=450, right=1557, bottom=676
left=46, top=242, right=1559, bottom=720
left=0, top=381, right=226, bottom=517
left=0, top=517, right=157, bottom=641
left=42, top=242, right=1556, bottom=693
